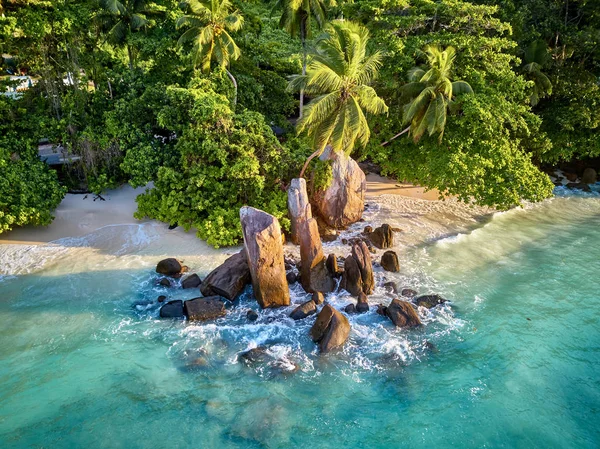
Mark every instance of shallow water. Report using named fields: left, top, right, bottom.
left=1, top=191, right=599, bottom=448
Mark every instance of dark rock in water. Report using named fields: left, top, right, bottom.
left=415, top=294, right=447, bottom=309
left=312, top=291, right=325, bottom=305
left=159, top=300, right=184, bottom=318
left=566, top=182, right=591, bottom=192
left=157, top=295, right=167, bottom=303
left=363, top=225, right=373, bottom=234
left=565, top=172, right=577, bottom=182
left=289, top=300, right=317, bottom=320
left=385, top=299, right=421, bottom=328
left=341, top=238, right=348, bottom=245
left=345, top=303, right=356, bottom=314
left=424, top=340, right=439, bottom=353
left=286, top=271, right=298, bottom=285
left=375, top=304, right=388, bottom=316
left=200, top=250, right=250, bottom=301
left=240, top=206, right=290, bottom=308
left=326, top=254, right=340, bottom=278
left=368, top=224, right=394, bottom=249
left=159, top=277, right=172, bottom=287
left=156, top=258, right=183, bottom=276
left=352, top=241, right=374, bottom=295
left=184, top=296, right=226, bottom=321
left=240, top=346, right=269, bottom=365
left=582, top=168, right=597, bottom=184
left=340, top=254, right=362, bottom=296
left=310, top=304, right=351, bottom=353
left=247, top=309, right=259, bottom=322
left=181, top=273, right=201, bottom=289
left=401, top=288, right=418, bottom=298
left=381, top=250, right=400, bottom=272
left=356, top=292, right=369, bottom=314
left=384, top=281, right=400, bottom=294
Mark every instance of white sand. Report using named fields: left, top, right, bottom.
left=0, top=177, right=489, bottom=247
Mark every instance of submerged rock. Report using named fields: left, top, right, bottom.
left=344, top=303, right=356, bottom=314
left=200, top=250, right=250, bottom=301
left=401, top=288, right=418, bottom=298
left=385, top=299, right=421, bottom=328
left=380, top=250, right=400, bottom=272
left=158, top=277, right=172, bottom=287
left=383, top=281, right=400, bottom=294
left=289, top=300, right=317, bottom=320
left=240, top=207, right=290, bottom=308
left=156, top=258, right=184, bottom=277
left=159, top=300, right=184, bottom=318
left=415, top=294, right=447, bottom=309
left=181, top=273, right=201, bottom=289
left=183, top=296, right=226, bottom=321
left=157, top=295, right=167, bottom=303
left=247, top=309, right=259, bottom=322
left=310, top=304, right=351, bottom=353
left=312, top=148, right=366, bottom=228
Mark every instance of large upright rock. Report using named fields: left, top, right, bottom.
left=310, top=304, right=351, bottom=353
left=299, top=217, right=335, bottom=293
left=340, top=254, right=363, bottom=296
left=312, top=148, right=366, bottom=228
left=240, top=207, right=290, bottom=308
left=351, top=241, right=374, bottom=295
left=287, top=178, right=312, bottom=245
left=368, top=224, right=394, bottom=249
left=200, top=250, right=250, bottom=300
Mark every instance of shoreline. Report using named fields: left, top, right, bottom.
left=0, top=177, right=487, bottom=248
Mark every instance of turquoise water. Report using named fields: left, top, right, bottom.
left=1, top=192, right=599, bottom=448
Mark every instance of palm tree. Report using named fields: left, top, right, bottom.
left=522, top=40, right=552, bottom=106
left=288, top=20, right=388, bottom=178
left=274, top=0, right=335, bottom=118
left=382, top=45, right=473, bottom=146
left=177, top=0, right=243, bottom=106
left=98, top=0, right=160, bottom=70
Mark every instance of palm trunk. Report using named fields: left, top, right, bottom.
left=127, top=45, right=134, bottom=71
left=381, top=126, right=411, bottom=146
left=299, top=147, right=325, bottom=179
left=226, top=69, right=237, bottom=108
left=299, top=20, right=307, bottom=119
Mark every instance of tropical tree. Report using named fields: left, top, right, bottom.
left=382, top=45, right=473, bottom=145
left=274, top=0, right=335, bottom=118
left=177, top=0, right=243, bottom=106
left=521, top=39, right=553, bottom=106
left=97, top=0, right=161, bottom=70
left=289, top=20, right=388, bottom=178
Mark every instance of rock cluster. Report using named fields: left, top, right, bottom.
left=340, top=241, right=374, bottom=297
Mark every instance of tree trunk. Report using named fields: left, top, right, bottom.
left=127, top=45, right=134, bottom=71
left=299, top=147, right=325, bottom=179
left=226, top=69, right=237, bottom=108
left=299, top=20, right=307, bottom=119
left=381, top=126, right=411, bottom=146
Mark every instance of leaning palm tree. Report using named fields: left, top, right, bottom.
left=521, top=40, right=552, bottom=106
left=289, top=20, right=388, bottom=178
left=382, top=45, right=473, bottom=145
left=98, top=0, right=161, bottom=70
left=274, top=0, right=335, bottom=118
left=177, top=0, right=243, bottom=106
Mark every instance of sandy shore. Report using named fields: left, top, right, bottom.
left=0, top=177, right=484, bottom=246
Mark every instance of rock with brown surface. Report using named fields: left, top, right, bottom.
left=240, top=207, right=290, bottom=308
left=287, top=178, right=312, bottom=245
left=312, top=149, right=366, bottom=228
left=380, top=251, right=400, bottom=272
left=326, top=254, right=340, bottom=278
left=582, top=168, right=597, bottom=184
left=310, top=304, right=351, bottom=353
left=156, top=258, right=184, bottom=276
left=184, top=296, right=227, bottom=321
left=312, top=291, right=325, bottom=305
left=356, top=292, right=369, bottom=314
left=289, top=300, right=317, bottom=320
left=401, top=288, right=418, bottom=298
left=352, top=241, right=374, bottom=295
left=299, top=217, right=335, bottom=293
left=368, top=224, right=394, bottom=249
left=181, top=273, right=201, bottom=289
left=340, top=254, right=363, bottom=297
left=385, top=299, right=421, bottom=328
left=200, top=250, right=250, bottom=301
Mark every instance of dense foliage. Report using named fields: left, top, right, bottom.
left=1, top=0, right=598, bottom=242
